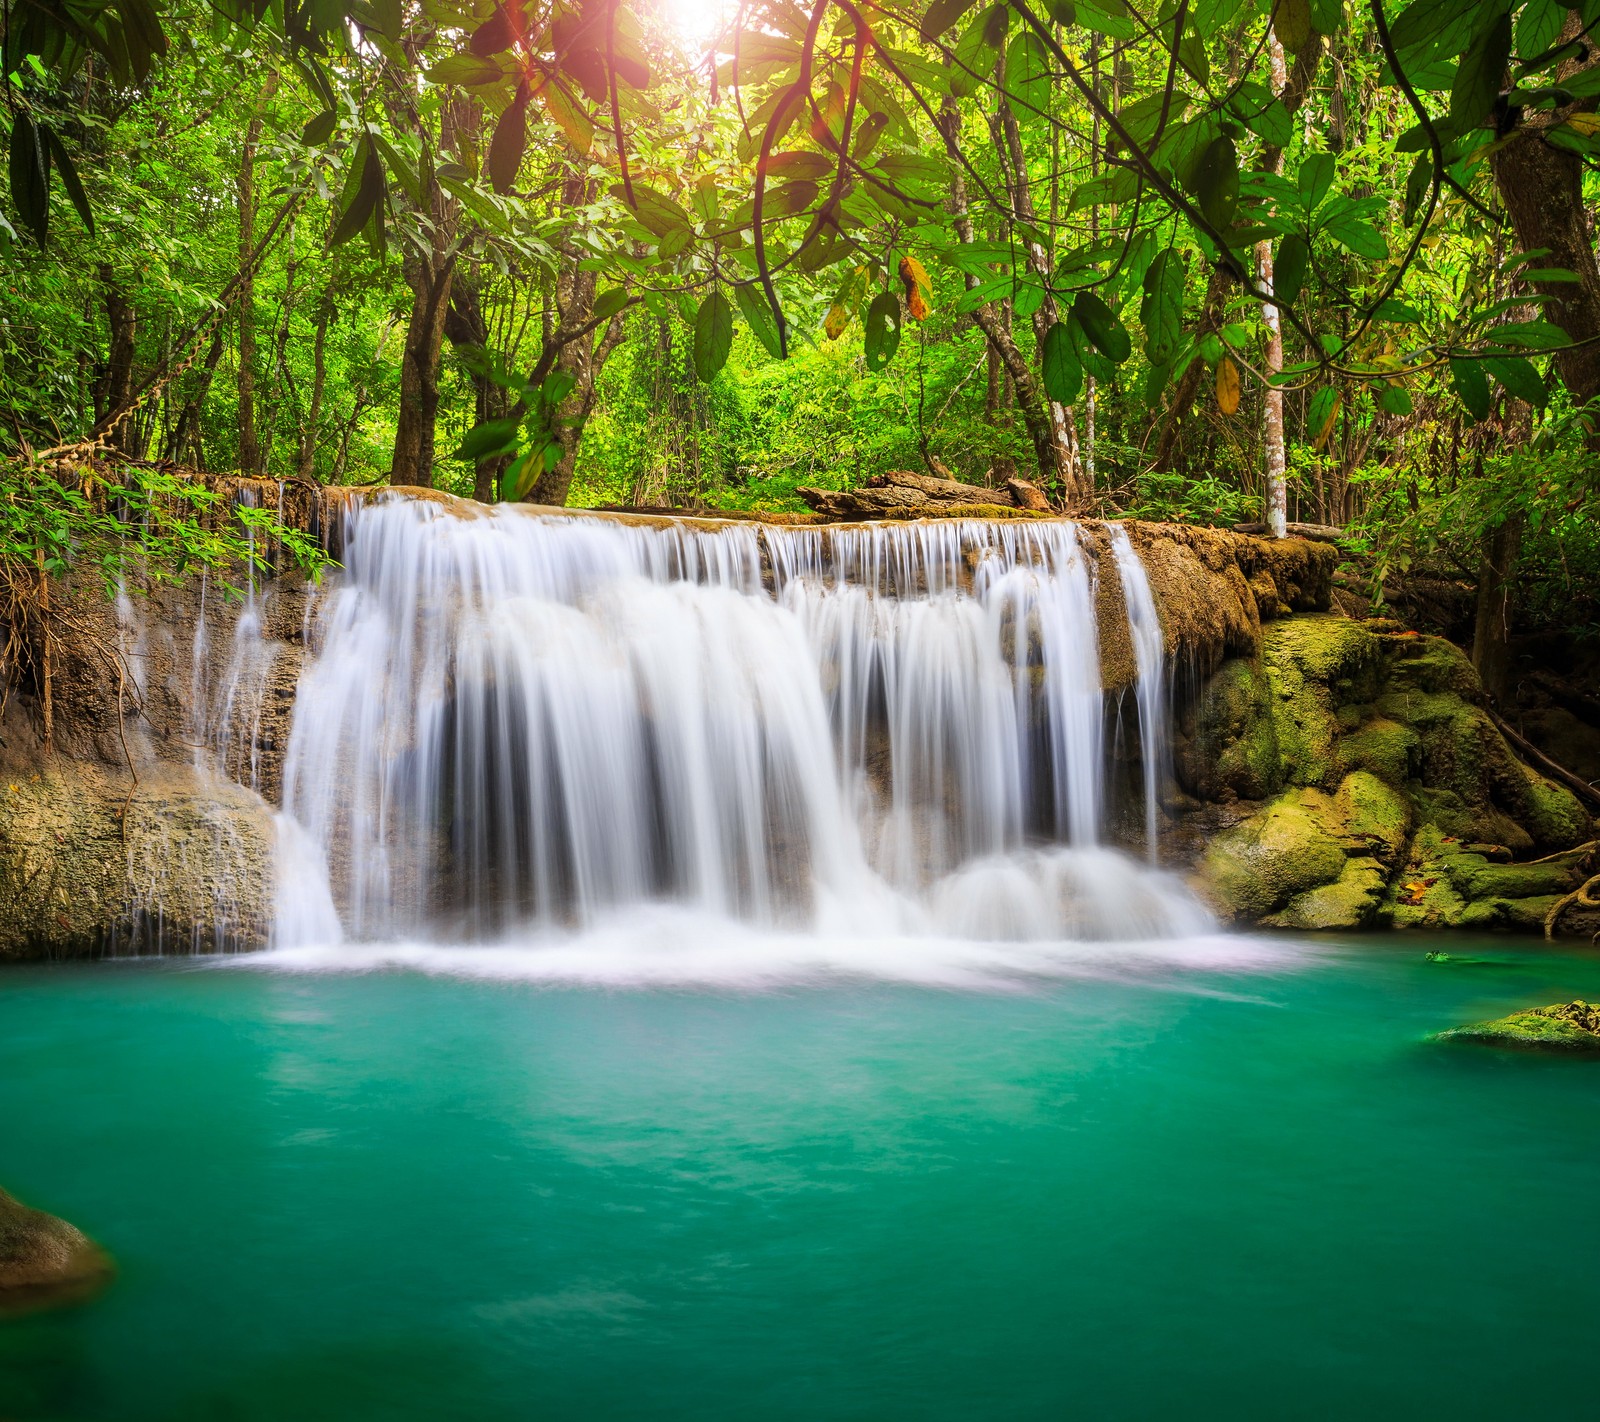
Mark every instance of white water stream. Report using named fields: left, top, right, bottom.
left=266, top=499, right=1209, bottom=953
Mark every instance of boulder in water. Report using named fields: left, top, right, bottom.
left=1434, top=1000, right=1600, bottom=1054
left=0, top=1188, right=112, bottom=1313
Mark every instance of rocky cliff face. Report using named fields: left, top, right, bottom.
left=1177, top=616, right=1598, bottom=935
left=0, top=485, right=1586, bottom=955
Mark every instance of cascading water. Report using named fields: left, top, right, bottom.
left=273, top=498, right=1211, bottom=952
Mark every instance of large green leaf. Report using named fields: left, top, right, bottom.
left=1450, top=9, right=1512, bottom=129
left=1483, top=354, right=1547, bottom=407
left=693, top=290, right=735, bottom=381
left=330, top=139, right=382, bottom=247
left=1273, top=0, right=1313, bottom=53
left=7, top=114, right=49, bottom=245
left=43, top=127, right=92, bottom=236
left=1297, top=151, right=1335, bottom=212
left=1323, top=210, right=1387, bottom=261
left=1140, top=249, right=1184, bottom=366
left=1072, top=291, right=1132, bottom=363
left=734, top=282, right=784, bottom=359
left=864, top=290, right=903, bottom=371
left=1041, top=319, right=1084, bottom=405
left=1275, top=233, right=1310, bottom=308
left=487, top=87, right=529, bottom=194
left=1191, top=135, right=1240, bottom=230
left=920, top=0, right=979, bottom=40
left=1451, top=357, right=1490, bottom=421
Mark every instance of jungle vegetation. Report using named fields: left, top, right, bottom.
left=2, top=0, right=1599, bottom=676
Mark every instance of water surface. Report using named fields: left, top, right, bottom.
left=3, top=932, right=1598, bottom=1420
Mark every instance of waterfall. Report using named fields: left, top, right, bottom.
left=274, top=499, right=1208, bottom=948
left=1108, top=526, right=1170, bottom=862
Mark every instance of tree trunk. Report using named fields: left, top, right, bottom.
left=1259, top=29, right=1290, bottom=537
left=166, top=324, right=226, bottom=465
left=236, top=83, right=275, bottom=474
left=524, top=169, right=625, bottom=507
left=1471, top=510, right=1523, bottom=702
left=443, top=278, right=512, bottom=502
left=1492, top=134, right=1600, bottom=408
left=937, top=98, right=1084, bottom=505
left=391, top=251, right=456, bottom=487
left=94, top=264, right=137, bottom=452
left=296, top=296, right=332, bottom=479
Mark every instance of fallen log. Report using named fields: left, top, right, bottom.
left=1232, top=520, right=1347, bottom=543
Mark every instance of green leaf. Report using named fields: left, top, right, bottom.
left=42, top=128, right=92, bottom=237
left=1450, top=9, right=1512, bottom=129
left=488, top=87, right=530, bottom=194
left=1005, top=30, right=1052, bottom=114
left=1377, top=383, right=1413, bottom=416
left=734, top=283, right=784, bottom=359
left=1275, top=233, right=1310, bottom=308
left=301, top=110, right=338, bottom=147
left=8, top=114, right=49, bottom=245
left=1490, top=319, right=1569, bottom=350
left=592, top=288, right=631, bottom=323
left=1041, top=319, right=1084, bottom=405
left=1483, top=354, right=1547, bottom=407
left=1324, top=211, right=1387, bottom=261
left=1308, top=0, right=1343, bottom=31
left=1273, top=0, right=1313, bottom=51
left=1191, top=135, right=1240, bottom=230
left=1297, top=151, right=1335, bottom=212
left=864, top=290, right=903, bottom=372
left=454, top=417, right=522, bottom=464
left=1451, top=357, right=1490, bottom=421
left=1389, top=0, right=1490, bottom=68
left=1072, top=291, right=1132, bottom=363
left=920, top=0, right=979, bottom=40
left=330, top=139, right=382, bottom=247
left=1140, top=249, right=1184, bottom=366
left=1307, top=385, right=1339, bottom=444
left=693, top=290, right=734, bottom=381
left=1074, top=0, right=1136, bottom=40
left=1515, top=0, right=1567, bottom=65
left=427, top=52, right=505, bottom=86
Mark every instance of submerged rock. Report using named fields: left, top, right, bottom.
left=1434, top=1000, right=1600, bottom=1054
left=0, top=1188, right=112, bottom=1312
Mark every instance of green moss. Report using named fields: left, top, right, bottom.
left=1434, top=1000, right=1600, bottom=1054
left=1199, top=788, right=1349, bottom=921
left=1270, top=856, right=1388, bottom=931
left=1337, top=717, right=1421, bottom=787
left=1335, top=770, right=1412, bottom=865
left=1263, top=615, right=1378, bottom=684
left=1183, top=658, right=1284, bottom=800
left=1513, top=768, right=1591, bottom=850
left=1383, top=635, right=1484, bottom=699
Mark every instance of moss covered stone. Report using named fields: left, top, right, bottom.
left=1434, top=1000, right=1600, bottom=1053
left=1179, top=657, right=1284, bottom=801
left=1269, top=856, right=1389, bottom=931
left=1199, top=788, right=1350, bottom=921
left=1514, top=768, right=1591, bottom=850
left=1260, top=616, right=1381, bottom=789
left=1337, top=716, right=1421, bottom=787
left=1383, top=826, right=1589, bottom=932
left=1336, top=769, right=1412, bottom=865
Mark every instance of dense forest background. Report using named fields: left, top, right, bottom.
left=3, top=0, right=1599, bottom=675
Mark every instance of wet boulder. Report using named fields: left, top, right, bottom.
left=0, top=1188, right=112, bottom=1310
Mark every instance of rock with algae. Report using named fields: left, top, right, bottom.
left=1434, top=1000, right=1600, bottom=1054
left=0, top=1188, right=112, bottom=1313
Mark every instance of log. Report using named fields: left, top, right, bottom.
left=1232, top=520, right=1347, bottom=544
left=1492, top=711, right=1600, bottom=811
left=1006, top=477, right=1050, bottom=511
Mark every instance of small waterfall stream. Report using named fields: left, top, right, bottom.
left=274, top=499, right=1209, bottom=949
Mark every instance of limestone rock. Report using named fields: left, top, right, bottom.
left=0, top=760, right=277, bottom=959
left=1434, top=1000, right=1600, bottom=1053
left=0, top=1188, right=112, bottom=1309
left=1199, top=787, right=1349, bottom=921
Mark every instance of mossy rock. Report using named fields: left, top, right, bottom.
left=1260, top=617, right=1380, bottom=789
left=0, top=1188, right=112, bottom=1313
left=1337, top=716, right=1421, bottom=787
left=1199, top=787, right=1350, bottom=921
left=1515, top=768, right=1591, bottom=850
left=1336, top=770, right=1412, bottom=865
left=1179, top=657, right=1284, bottom=801
left=1269, top=856, right=1389, bottom=931
left=1383, top=826, right=1590, bottom=932
left=1383, top=634, right=1485, bottom=700
left=1434, top=1000, right=1600, bottom=1054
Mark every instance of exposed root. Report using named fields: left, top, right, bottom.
left=1545, top=872, right=1600, bottom=941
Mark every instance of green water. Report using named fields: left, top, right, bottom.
left=4, top=935, right=1600, bottom=1420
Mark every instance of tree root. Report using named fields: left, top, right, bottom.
left=1545, top=872, right=1600, bottom=941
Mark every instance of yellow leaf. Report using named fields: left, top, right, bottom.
left=823, top=302, right=851, bottom=341
left=1215, top=356, right=1241, bottom=415
left=1313, top=391, right=1342, bottom=450
left=898, top=254, right=932, bottom=321
left=1565, top=112, right=1600, bottom=136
